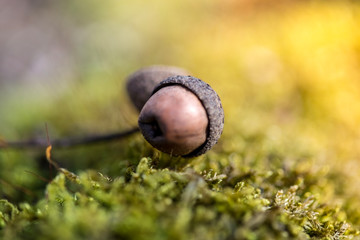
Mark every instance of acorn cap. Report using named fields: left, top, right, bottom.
left=151, top=75, right=224, bottom=157
left=126, top=65, right=189, bottom=111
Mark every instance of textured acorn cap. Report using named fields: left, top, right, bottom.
left=151, top=75, right=224, bottom=157
left=126, top=65, right=189, bottom=111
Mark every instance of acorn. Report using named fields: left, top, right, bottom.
left=138, top=75, right=224, bottom=157
left=126, top=65, right=189, bottom=111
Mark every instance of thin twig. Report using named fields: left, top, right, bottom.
left=0, top=178, right=35, bottom=196
left=45, top=123, right=53, bottom=179
left=24, top=170, right=51, bottom=183
left=0, top=127, right=139, bottom=150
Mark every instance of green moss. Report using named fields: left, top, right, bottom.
left=0, top=157, right=357, bottom=239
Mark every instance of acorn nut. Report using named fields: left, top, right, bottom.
left=138, top=75, right=224, bottom=157
left=126, top=65, right=189, bottom=111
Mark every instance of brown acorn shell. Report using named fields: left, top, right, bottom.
left=151, top=75, right=224, bottom=157
left=126, top=65, right=189, bottom=111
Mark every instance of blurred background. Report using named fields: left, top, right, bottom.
left=1, top=0, right=360, bottom=216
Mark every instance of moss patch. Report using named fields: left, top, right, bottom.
left=0, top=156, right=358, bottom=240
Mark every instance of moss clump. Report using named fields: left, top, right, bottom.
left=0, top=158, right=357, bottom=240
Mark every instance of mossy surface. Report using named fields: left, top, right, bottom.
left=0, top=156, right=357, bottom=240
